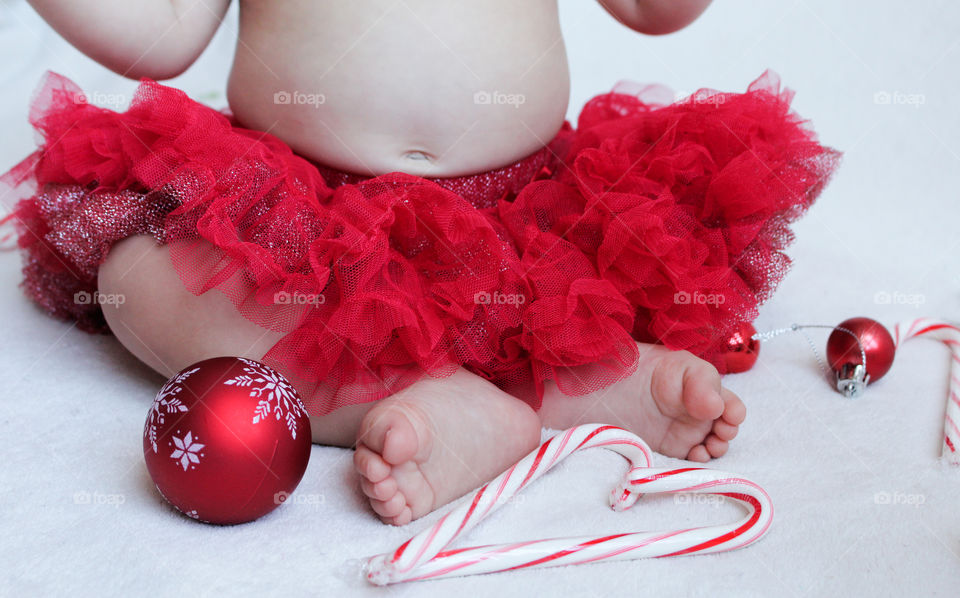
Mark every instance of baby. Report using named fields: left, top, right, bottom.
left=6, top=0, right=837, bottom=526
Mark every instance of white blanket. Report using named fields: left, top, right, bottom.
left=2, top=1, right=959, bottom=595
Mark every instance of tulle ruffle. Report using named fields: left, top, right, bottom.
left=0, top=71, right=840, bottom=415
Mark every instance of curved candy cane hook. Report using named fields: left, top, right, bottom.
left=894, top=318, right=960, bottom=463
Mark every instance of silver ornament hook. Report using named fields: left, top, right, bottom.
left=751, top=323, right=869, bottom=398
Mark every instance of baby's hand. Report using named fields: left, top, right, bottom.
left=28, top=0, right=231, bottom=80
left=598, top=0, right=712, bottom=35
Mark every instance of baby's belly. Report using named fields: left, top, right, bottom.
left=228, top=0, right=569, bottom=177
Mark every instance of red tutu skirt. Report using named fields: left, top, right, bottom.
left=0, top=71, right=839, bottom=416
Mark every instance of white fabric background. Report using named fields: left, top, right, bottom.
left=1, top=1, right=959, bottom=596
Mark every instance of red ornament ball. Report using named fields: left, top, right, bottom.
left=143, top=357, right=312, bottom=525
left=721, top=322, right=761, bottom=373
left=826, top=317, right=896, bottom=396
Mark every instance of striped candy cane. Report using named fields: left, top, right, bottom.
left=893, top=318, right=960, bottom=463
left=364, top=424, right=773, bottom=585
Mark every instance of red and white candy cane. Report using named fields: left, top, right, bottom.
left=364, top=424, right=772, bottom=585
left=894, top=317, right=960, bottom=463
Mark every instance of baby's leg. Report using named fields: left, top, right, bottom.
left=98, top=235, right=370, bottom=446
left=98, top=235, right=742, bottom=526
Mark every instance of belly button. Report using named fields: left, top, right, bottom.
left=403, top=151, right=434, bottom=162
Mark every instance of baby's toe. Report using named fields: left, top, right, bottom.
left=720, top=388, right=746, bottom=426
left=370, top=491, right=407, bottom=519
left=354, top=445, right=391, bottom=483
left=681, top=358, right=724, bottom=422
left=712, top=419, right=739, bottom=441
left=360, top=475, right=398, bottom=501
left=686, top=444, right=710, bottom=462
left=358, top=400, right=424, bottom=466
left=704, top=434, right=728, bottom=458
left=387, top=506, right=414, bottom=526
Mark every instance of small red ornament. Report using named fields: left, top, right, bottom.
left=721, top=322, right=761, bottom=373
left=143, top=357, right=312, bottom=525
left=826, top=317, right=896, bottom=398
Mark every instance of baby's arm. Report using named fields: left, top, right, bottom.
left=599, top=0, right=712, bottom=35
left=28, top=0, right=231, bottom=80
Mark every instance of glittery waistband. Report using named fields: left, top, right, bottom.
left=312, top=130, right=570, bottom=210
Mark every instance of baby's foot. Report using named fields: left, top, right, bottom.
left=353, top=369, right=541, bottom=525
left=540, top=344, right=746, bottom=462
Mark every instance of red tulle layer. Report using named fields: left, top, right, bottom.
left=0, top=71, right=839, bottom=415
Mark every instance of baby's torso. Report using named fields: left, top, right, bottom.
left=227, top=0, right=570, bottom=177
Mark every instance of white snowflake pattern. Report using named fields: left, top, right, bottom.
left=223, top=358, right=307, bottom=439
left=144, top=367, right=200, bottom=453
left=170, top=431, right=205, bottom=471
left=155, top=486, right=206, bottom=523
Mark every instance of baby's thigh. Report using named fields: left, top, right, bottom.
left=97, top=235, right=283, bottom=377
